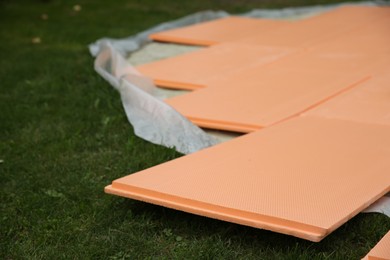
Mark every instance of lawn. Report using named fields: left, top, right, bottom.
left=1, top=0, right=389, bottom=258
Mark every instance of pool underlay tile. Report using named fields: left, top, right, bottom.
left=106, top=6, right=390, bottom=242
left=149, top=16, right=289, bottom=46
left=106, top=117, right=390, bottom=242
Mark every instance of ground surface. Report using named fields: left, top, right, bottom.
left=1, top=0, right=389, bottom=259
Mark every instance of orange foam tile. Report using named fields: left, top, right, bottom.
left=150, top=16, right=288, bottom=46
left=165, top=49, right=380, bottom=132
left=305, top=68, right=390, bottom=126
left=106, top=117, right=390, bottom=242
left=139, top=6, right=390, bottom=91
left=308, top=14, right=390, bottom=54
left=362, top=231, right=390, bottom=260
left=235, top=6, right=390, bottom=48
left=136, top=43, right=296, bottom=90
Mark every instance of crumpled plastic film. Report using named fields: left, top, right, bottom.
left=89, top=11, right=228, bottom=57
left=363, top=193, right=390, bottom=217
left=94, top=43, right=217, bottom=154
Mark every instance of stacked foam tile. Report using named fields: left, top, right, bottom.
left=106, top=6, right=390, bottom=242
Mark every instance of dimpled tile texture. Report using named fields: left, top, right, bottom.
left=136, top=43, right=296, bottom=90
left=150, top=16, right=288, bottom=46
left=143, top=6, right=390, bottom=88
left=305, top=68, right=390, bottom=126
left=106, top=6, right=390, bottom=242
left=138, top=6, right=390, bottom=132
left=164, top=51, right=379, bottom=132
left=234, top=6, right=390, bottom=48
left=106, top=117, right=390, bottom=241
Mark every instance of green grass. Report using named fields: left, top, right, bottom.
left=1, top=0, right=389, bottom=258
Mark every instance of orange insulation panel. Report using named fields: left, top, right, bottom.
left=150, top=16, right=288, bottom=46
left=150, top=6, right=390, bottom=48
left=305, top=68, right=390, bottom=127
left=106, top=117, right=390, bottom=242
left=235, top=6, right=390, bottom=48
left=106, top=6, right=390, bottom=242
left=165, top=49, right=383, bottom=132
left=136, top=43, right=297, bottom=91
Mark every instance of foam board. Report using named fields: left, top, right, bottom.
left=136, top=43, right=296, bottom=90
left=165, top=49, right=381, bottom=132
left=150, top=16, right=288, bottom=46
left=305, top=68, right=390, bottom=126
left=150, top=6, right=390, bottom=48
left=235, top=6, right=390, bottom=48
left=106, top=117, right=390, bottom=242
left=106, top=6, right=390, bottom=243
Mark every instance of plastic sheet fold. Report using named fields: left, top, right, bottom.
left=94, top=43, right=217, bottom=154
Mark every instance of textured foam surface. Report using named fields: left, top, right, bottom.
left=165, top=48, right=380, bottom=132
left=305, top=68, right=390, bottom=126
left=309, top=14, right=390, bottom=54
left=150, top=16, right=288, bottom=46
left=106, top=117, right=390, bottom=242
left=107, top=6, right=390, bottom=242
left=137, top=6, right=390, bottom=132
left=136, top=43, right=296, bottom=90
left=138, top=7, right=390, bottom=91
left=234, top=6, right=390, bottom=48
left=150, top=6, right=390, bottom=48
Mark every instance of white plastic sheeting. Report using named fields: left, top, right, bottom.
left=90, top=2, right=390, bottom=216
left=94, top=43, right=217, bottom=154
left=90, top=10, right=231, bottom=154
left=89, top=10, right=228, bottom=57
left=364, top=194, right=390, bottom=216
